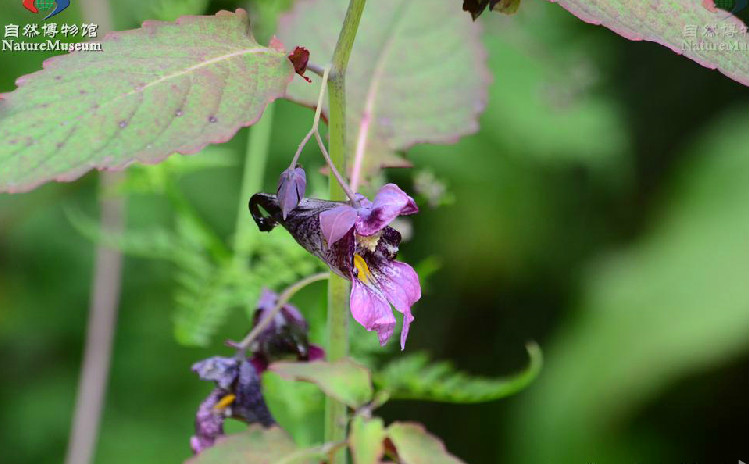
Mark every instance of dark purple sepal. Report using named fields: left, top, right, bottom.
left=231, top=360, right=276, bottom=427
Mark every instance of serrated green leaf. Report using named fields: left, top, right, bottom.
left=374, top=343, right=542, bottom=403
left=386, top=422, right=465, bottom=464
left=550, top=0, right=749, bottom=87
left=186, top=426, right=316, bottom=464
left=270, top=359, right=374, bottom=409
left=278, top=0, right=489, bottom=179
left=349, top=416, right=386, bottom=464
left=0, top=9, right=293, bottom=193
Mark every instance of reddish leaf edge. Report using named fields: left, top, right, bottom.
left=547, top=0, right=749, bottom=87
left=184, top=425, right=293, bottom=463
left=387, top=422, right=467, bottom=464
left=0, top=9, right=295, bottom=194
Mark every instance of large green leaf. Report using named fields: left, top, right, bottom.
left=549, top=0, right=749, bottom=86
left=374, top=343, right=542, bottom=403
left=386, top=422, right=465, bottom=464
left=509, top=107, right=749, bottom=462
left=270, top=359, right=374, bottom=409
left=0, top=10, right=293, bottom=193
left=277, top=0, right=490, bottom=179
left=186, top=426, right=316, bottom=464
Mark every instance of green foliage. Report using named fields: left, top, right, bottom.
left=68, top=156, right=319, bottom=346
left=374, top=343, right=542, bottom=403
left=261, top=372, right=325, bottom=447
left=386, top=422, right=465, bottom=464
left=72, top=209, right=317, bottom=345
left=278, top=0, right=490, bottom=180
left=186, top=426, right=317, bottom=464
left=349, top=416, right=386, bottom=464
left=270, top=359, right=374, bottom=409
left=0, top=10, right=293, bottom=193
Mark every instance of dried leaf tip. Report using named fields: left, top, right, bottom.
left=288, top=46, right=312, bottom=83
left=462, top=0, right=521, bottom=20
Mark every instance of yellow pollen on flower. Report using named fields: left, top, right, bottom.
left=213, top=394, right=236, bottom=411
left=353, top=254, right=373, bottom=284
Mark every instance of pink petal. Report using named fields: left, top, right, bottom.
left=350, top=280, right=396, bottom=346
left=400, top=311, right=414, bottom=351
left=319, top=205, right=357, bottom=246
left=356, top=184, right=418, bottom=236
left=378, top=261, right=421, bottom=350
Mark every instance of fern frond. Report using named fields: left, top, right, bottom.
left=172, top=226, right=321, bottom=347
left=373, top=343, right=542, bottom=403
left=68, top=197, right=322, bottom=348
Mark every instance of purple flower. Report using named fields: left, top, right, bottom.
left=249, top=288, right=325, bottom=372
left=190, top=388, right=228, bottom=454
left=190, top=357, right=275, bottom=454
left=249, top=184, right=421, bottom=349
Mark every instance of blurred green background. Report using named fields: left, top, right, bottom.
left=1, top=0, right=748, bottom=463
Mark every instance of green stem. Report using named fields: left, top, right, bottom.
left=325, top=0, right=368, bottom=462
left=234, top=106, right=275, bottom=265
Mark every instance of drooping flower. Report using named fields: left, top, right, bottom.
left=248, top=288, right=325, bottom=373
left=249, top=184, right=421, bottom=349
left=190, top=356, right=275, bottom=454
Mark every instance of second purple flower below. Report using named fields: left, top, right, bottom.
left=249, top=183, right=421, bottom=349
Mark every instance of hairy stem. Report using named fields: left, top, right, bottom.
left=325, top=0, right=368, bottom=462
left=233, top=272, right=328, bottom=352
left=234, top=106, right=274, bottom=264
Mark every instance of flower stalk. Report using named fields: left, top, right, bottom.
left=232, top=272, right=329, bottom=353
left=325, top=0, right=368, bottom=461
left=289, top=66, right=359, bottom=207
